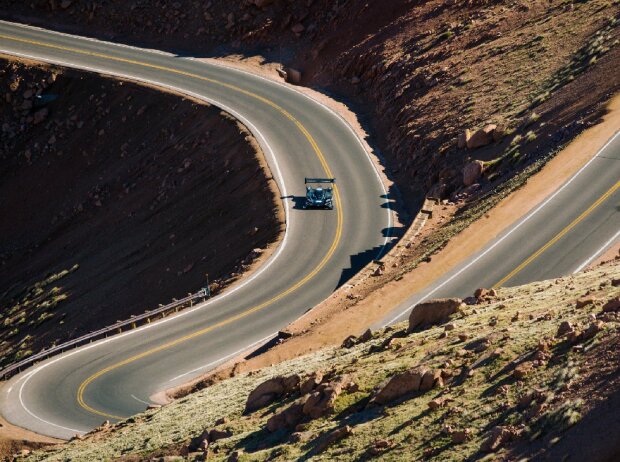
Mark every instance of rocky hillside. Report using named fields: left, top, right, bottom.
left=2, top=0, right=619, bottom=209
left=0, top=58, right=281, bottom=370
left=18, top=260, right=620, bottom=461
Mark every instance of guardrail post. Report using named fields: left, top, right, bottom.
left=131, top=322, right=136, bottom=329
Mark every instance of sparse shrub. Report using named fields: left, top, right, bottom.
left=525, top=131, right=537, bottom=143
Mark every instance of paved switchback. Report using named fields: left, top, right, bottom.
left=0, top=21, right=392, bottom=438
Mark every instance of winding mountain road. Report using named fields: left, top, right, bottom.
left=0, top=21, right=618, bottom=441
left=0, top=21, right=392, bottom=439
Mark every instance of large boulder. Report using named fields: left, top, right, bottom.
left=462, top=160, right=485, bottom=186
left=467, top=124, right=497, bottom=149
left=371, top=368, right=426, bottom=405
left=245, top=374, right=300, bottom=413
left=408, top=298, right=464, bottom=332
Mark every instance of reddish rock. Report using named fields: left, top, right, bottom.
left=481, top=425, right=523, bottom=452
left=467, top=124, right=497, bottom=149
left=408, top=298, right=464, bottom=332
left=300, top=371, right=324, bottom=395
left=420, top=370, right=441, bottom=391
left=266, top=402, right=305, bottom=432
left=428, top=398, right=444, bottom=410
left=513, top=362, right=534, bottom=379
left=245, top=374, right=300, bottom=412
left=576, top=295, right=598, bottom=308
left=582, top=321, right=604, bottom=340
left=602, top=296, right=620, bottom=313
left=457, top=129, right=471, bottom=148
left=291, top=23, right=305, bottom=34
left=451, top=428, right=471, bottom=444
left=302, top=381, right=343, bottom=419
left=462, top=160, right=484, bottom=186
left=209, top=428, right=232, bottom=442
left=315, top=425, right=353, bottom=453
left=372, top=368, right=426, bottom=405
left=556, top=321, right=573, bottom=337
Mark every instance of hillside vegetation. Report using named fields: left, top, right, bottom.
left=18, top=261, right=620, bottom=461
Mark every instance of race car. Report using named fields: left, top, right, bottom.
left=304, top=177, right=335, bottom=209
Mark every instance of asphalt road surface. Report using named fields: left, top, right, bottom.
left=384, top=131, right=620, bottom=325
left=0, top=21, right=618, bottom=440
left=0, top=21, right=392, bottom=438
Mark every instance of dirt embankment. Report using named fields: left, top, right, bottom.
left=0, top=58, right=282, bottom=370
left=1, top=0, right=619, bottom=210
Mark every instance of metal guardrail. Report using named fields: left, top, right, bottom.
left=0, top=288, right=210, bottom=379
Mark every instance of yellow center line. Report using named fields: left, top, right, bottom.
left=494, top=180, right=619, bottom=288
left=0, top=33, right=344, bottom=419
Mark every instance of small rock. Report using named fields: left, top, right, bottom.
left=576, top=296, right=598, bottom=308
left=245, top=374, right=300, bottom=413
left=285, top=68, right=302, bottom=84
left=457, top=129, right=471, bottom=149
left=451, top=428, right=471, bottom=444
left=291, top=23, right=305, bottom=34
left=602, top=296, right=620, bottom=313
left=481, top=425, right=523, bottom=452
left=428, top=398, right=444, bottom=410
left=467, top=124, right=497, bottom=149
left=315, top=425, right=353, bottom=453
left=358, top=328, right=374, bottom=343
left=420, top=369, right=441, bottom=391
left=582, top=321, right=603, bottom=340
left=556, top=321, right=573, bottom=337
left=513, top=362, right=534, bottom=380
left=341, top=335, right=357, bottom=349
left=209, top=428, right=232, bottom=442
left=290, top=431, right=313, bottom=443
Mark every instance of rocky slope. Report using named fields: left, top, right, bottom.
left=16, top=260, right=620, bottom=461
left=1, top=0, right=619, bottom=209
left=0, top=58, right=281, bottom=370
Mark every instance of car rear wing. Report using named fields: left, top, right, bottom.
left=305, top=177, right=336, bottom=184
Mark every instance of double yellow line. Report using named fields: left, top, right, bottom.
left=494, top=180, right=619, bottom=287
left=0, top=32, right=343, bottom=419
